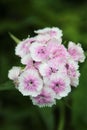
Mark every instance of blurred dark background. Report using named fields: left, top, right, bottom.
left=0, top=0, right=87, bottom=130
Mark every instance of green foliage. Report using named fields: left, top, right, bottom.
left=72, top=60, right=87, bottom=130
left=0, top=81, right=15, bottom=91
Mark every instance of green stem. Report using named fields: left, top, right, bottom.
left=57, top=103, right=65, bottom=130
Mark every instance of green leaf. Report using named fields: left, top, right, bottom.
left=9, top=32, right=21, bottom=44
left=0, top=81, right=15, bottom=91
left=72, top=60, right=87, bottom=130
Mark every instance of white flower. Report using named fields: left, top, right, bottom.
left=15, top=38, right=31, bottom=57
left=8, top=66, right=21, bottom=80
left=31, top=87, right=56, bottom=107
left=47, top=40, right=68, bottom=59
left=35, top=27, right=63, bottom=39
left=30, top=42, right=48, bottom=62
left=34, top=27, right=63, bottom=44
left=46, top=72, right=71, bottom=99
left=68, top=41, right=85, bottom=62
left=18, top=69, right=43, bottom=97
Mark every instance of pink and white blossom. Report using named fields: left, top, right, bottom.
left=47, top=40, right=68, bottom=59
left=31, top=87, right=56, bottom=107
left=68, top=41, right=85, bottom=62
left=34, top=27, right=63, bottom=41
left=30, top=43, right=48, bottom=62
left=18, top=69, right=43, bottom=97
left=46, top=72, right=71, bottom=99
left=15, top=38, right=33, bottom=57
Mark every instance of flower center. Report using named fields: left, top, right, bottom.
left=38, top=48, right=45, bottom=54
left=55, top=83, right=59, bottom=87
left=29, top=80, right=34, bottom=86
left=50, top=67, right=58, bottom=73
left=65, top=64, right=69, bottom=69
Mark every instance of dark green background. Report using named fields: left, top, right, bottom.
left=0, top=0, right=87, bottom=130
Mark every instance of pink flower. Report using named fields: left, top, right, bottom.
left=68, top=41, right=85, bottom=62
left=35, top=27, right=63, bottom=40
left=45, top=72, right=71, bottom=99
left=30, top=43, right=48, bottom=62
left=47, top=39, right=68, bottom=59
left=18, top=69, right=43, bottom=97
left=15, top=38, right=33, bottom=57
left=31, top=87, right=56, bottom=107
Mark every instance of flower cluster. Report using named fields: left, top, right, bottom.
left=8, top=27, right=85, bottom=107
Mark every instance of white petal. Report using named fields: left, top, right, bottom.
left=70, top=70, right=80, bottom=87
left=39, top=63, right=49, bottom=76
left=59, top=85, right=71, bottom=97
left=21, top=54, right=33, bottom=65
left=34, top=27, right=51, bottom=34
left=15, top=38, right=30, bottom=57
left=8, top=66, right=21, bottom=80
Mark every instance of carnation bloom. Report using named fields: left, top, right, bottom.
left=15, top=38, right=33, bottom=57
left=18, top=69, right=43, bottom=97
left=34, top=27, right=62, bottom=44
left=35, top=27, right=63, bottom=40
left=45, top=72, right=71, bottom=99
left=68, top=41, right=85, bottom=63
left=31, top=87, right=56, bottom=107
left=47, top=39, right=68, bottom=60
left=30, top=42, right=48, bottom=62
